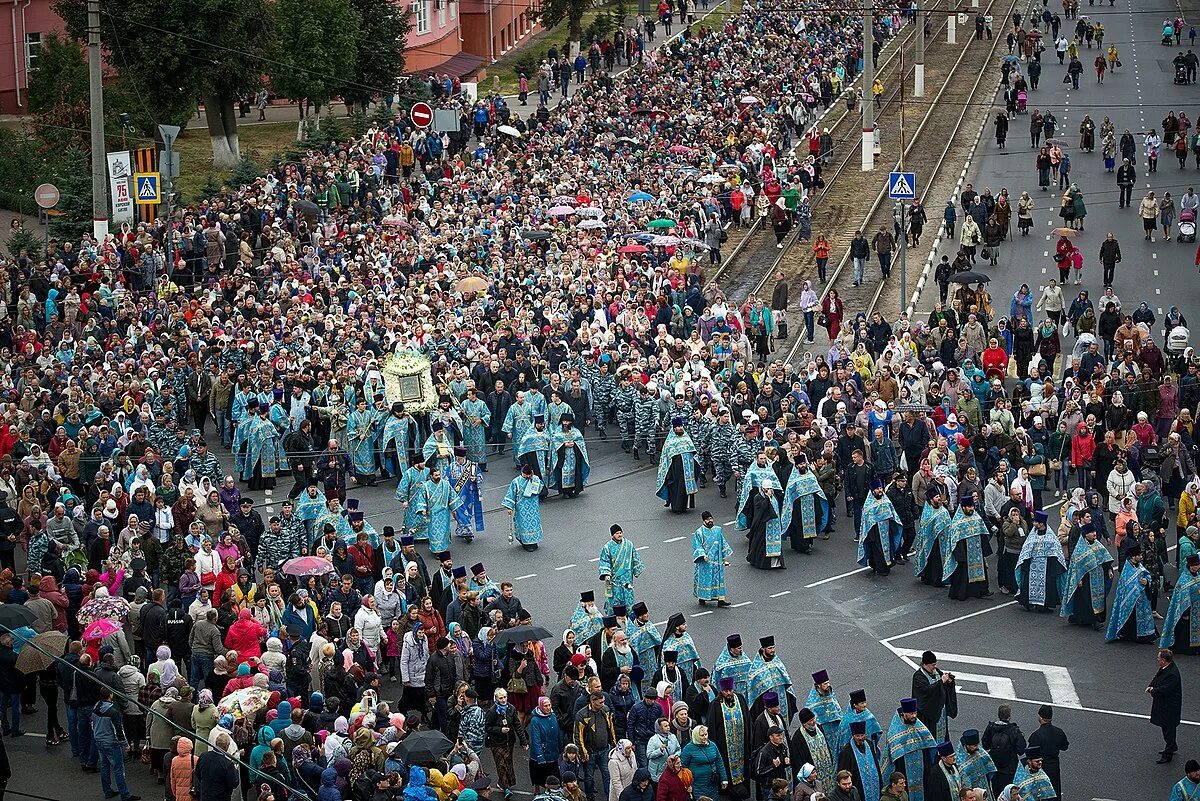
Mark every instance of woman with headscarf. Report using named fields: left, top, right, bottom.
left=191, top=688, right=218, bottom=754
left=608, top=739, right=639, bottom=801
left=219, top=476, right=242, bottom=517
left=129, top=464, right=156, bottom=496
left=681, top=724, right=726, bottom=801
left=150, top=644, right=179, bottom=685
left=348, top=726, right=385, bottom=783
left=325, top=716, right=352, bottom=762
left=148, top=686, right=181, bottom=780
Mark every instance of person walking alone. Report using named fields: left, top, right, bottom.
left=1148, top=648, right=1182, bottom=764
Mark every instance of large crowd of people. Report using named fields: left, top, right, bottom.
left=0, top=0, right=1198, bottom=800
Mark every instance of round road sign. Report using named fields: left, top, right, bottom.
left=410, top=101, right=434, bottom=128
left=34, top=183, right=60, bottom=210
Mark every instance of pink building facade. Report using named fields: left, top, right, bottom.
left=0, top=0, right=60, bottom=114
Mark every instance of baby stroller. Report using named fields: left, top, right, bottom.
left=1179, top=207, right=1196, bottom=242
left=1016, top=89, right=1028, bottom=113
left=1167, top=333, right=1191, bottom=374
left=1176, top=61, right=1190, bottom=84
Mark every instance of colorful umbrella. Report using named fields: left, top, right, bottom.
left=699, top=173, right=725, bottom=184
left=551, top=195, right=577, bottom=205
left=647, top=219, right=677, bottom=229
left=740, top=95, right=762, bottom=105
left=577, top=219, right=608, bottom=230
left=382, top=215, right=412, bottom=229
left=216, top=686, right=273, bottom=720
left=1052, top=227, right=1080, bottom=237
left=668, top=145, right=695, bottom=154
left=577, top=207, right=605, bottom=218
left=15, top=630, right=67, bottom=674
left=83, top=618, right=123, bottom=641
left=627, top=191, right=655, bottom=203
left=547, top=205, right=576, bottom=217
left=497, top=125, right=521, bottom=137
left=618, top=244, right=649, bottom=254
left=281, top=555, right=337, bottom=577
left=77, top=594, right=129, bottom=626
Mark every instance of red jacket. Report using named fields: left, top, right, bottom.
left=1071, top=428, right=1097, bottom=467
left=224, top=610, right=268, bottom=662
left=981, top=346, right=1009, bottom=378
left=655, top=768, right=690, bottom=801
left=37, top=576, right=70, bottom=631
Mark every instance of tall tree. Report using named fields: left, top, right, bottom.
left=341, top=0, right=410, bottom=112
left=270, top=0, right=360, bottom=134
left=539, top=0, right=587, bottom=57
left=54, top=0, right=274, bottom=168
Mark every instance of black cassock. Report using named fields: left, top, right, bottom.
left=1066, top=565, right=1112, bottom=628
left=923, top=759, right=962, bottom=801
left=919, top=539, right=946, bottom=587
left=789, top=724, right=833, bottom=780
left=706, top=693, right=754, bottom=793
left=517, top=450, right=550, bottom=498
left=836, top=740, right=881, bottom=801
left=911, top=667, right=957, bottom=741
left=663, top=453, right=694, bottom=513
left=747, top=494, right=783, bottom=570
left=947, top=536, right=992, bottom=600
left=862, top=520, right=892, bottom=576
left=551, top=442, right=584, bottom=498
left=1017, top=556, right=1066, bottom=611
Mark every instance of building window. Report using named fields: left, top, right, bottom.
left=24, top=32, right=41, bottom=74
left=449, top=0, right=455, bottom=20
left=411, top=0, right=430, bottom=34
left=438, top=0, right=446, bottom=28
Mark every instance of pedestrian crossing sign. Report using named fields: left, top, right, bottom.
left=134, top=172, right=161, bottom=204
left=888, top=171, right=917, bottom=199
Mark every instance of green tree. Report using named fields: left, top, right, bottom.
left=54, top=0, right=274, bottom=168
left=53, top=146, right=94, bottom=240
left=539, top=0, right=587, bottom=56
left=25, top=31, right=88, bottom=115
left=271, top=0, right=360, bottom=134
left=341, top=0, right=409, bottom=112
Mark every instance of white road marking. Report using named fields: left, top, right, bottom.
left=555, top=564, right=577, bottom=570
left=805, top=566, right=871, bottom=588
left=886, top=645, right=1082, bottom=707
left=1152, top=252, right=1158, bottom=259
left=880, top=600, right=1018, bottom=642
left=635, top=546, right=650, bottom=551
left=692, top=610, right=714, bottom=617
left=588, top=557, right=601, bottom=562
left=664, top=536, right=686, bottom=543
left=1154, top=269, right=1160, bottom=276
left=770, top=590, right=792, bottom=598
left=514, top=573, right=537, bottom=581
left=731, top=601, right=754, bottom=608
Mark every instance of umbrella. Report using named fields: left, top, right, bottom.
left=294, top=199, right=320, bottom=219
left=740, top=94, right=762, bottom=105
left=647, top=219, right=677, bottom=229
left=547, top=205, right=576, bottom=217
left=82, top=618, right=123, bottom=641
left=454, top=276, right=491, bottom=294
left=77, top=594, right=130, bottom=626
left=393, top=730, right=453, bottom=764
left=616, top=136, right=641, bottom=146
left=521, top=230, right=552, bottom=241
left=217, top=686, right=273, bottom=720
left=577, top=207, right=605, bottom=218
left=895, top=403, right=934, bottom=414
left=382, top=215, right=412, bottom=229
left=699, top=173, right=726, bottom=184
left=492, top=624, right=554, bottom=648
left=651, top=235, right=681, bottom=246
left=628, top=232, right=657, bottom=243
left=949, top=270, right=992, bottom=284
left=1046, top=138, right=1068, bottom=148
left=618, top=244, right=649, bottom=254
left=577, top=219, right=608, bottom=230
left=551, top=195, right=577, bottom=205
left=668, top=145, right=695, bottom=154
left=497, top=125, right=521, bottom=137
left=1002, top=54, right=1021, bottom=63
left=0, top=605, right=34, bottom=629
left=680, top=237, right=709, bottom=248
left=1052, top=227, right=1080, bottom=237
left=282, top=555, right=335, bottom=577
left=627, top=191, right=655, bottom=203
left=14, top=630, right=66, bottom=674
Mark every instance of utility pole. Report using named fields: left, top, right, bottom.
left=862, top=7, right=875, bottom=171
left=915, top=0, right=925, bottom=96
left=159, top=124, right=181, bottom=276
left=948, top=6, right=957, bottom=43
left=87, top=0, right=108, bottom=239
left=898, top=49, right=908, bottom=315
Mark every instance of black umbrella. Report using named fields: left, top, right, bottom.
left=521, top=230, right=552, bottom=241
left=949, top=270, right=992, bottom=284
left=294, top=199, right=321, bottom=219
left=393, top=730, right=453, bottom=764
left=492, top=625, right=554, bottom=648
left=0, top=604, right=35, bottom=629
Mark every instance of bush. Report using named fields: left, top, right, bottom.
left=510, top=49, right=542, bottom=81
left=5, top=226, right=44, bottom=261
left=229, top=157, right=263, bottom=189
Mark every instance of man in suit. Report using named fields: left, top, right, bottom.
left=1148, top=648, right=1183, bottom=763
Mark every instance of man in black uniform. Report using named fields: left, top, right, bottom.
left=1026, top=704, right=1069, bottom=798
left=911, top=651, right=958, bottom=743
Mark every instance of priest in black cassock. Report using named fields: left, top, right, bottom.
left=911, top=651, right=957, bottom=743
left=429, top=550, right=457, bottom=617
left=707, top=676, right=754, bottom=797
left=836, top=720, right=881, bottom=801
left=790, top=706, right=836, bottom=792
left=752, top=691, right=792, bottom=764
left=923, top=741, right=964, bottom=801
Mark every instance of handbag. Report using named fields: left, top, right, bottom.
left=506, top=676, right=528, bottom=694
left=1048, top=458, right=1062, bottom=471
left=817, top=313, right=828, bottom=327
left=1028, top=462, right=1047, bottom=477
left=981, top=246, right=991, bottom=259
